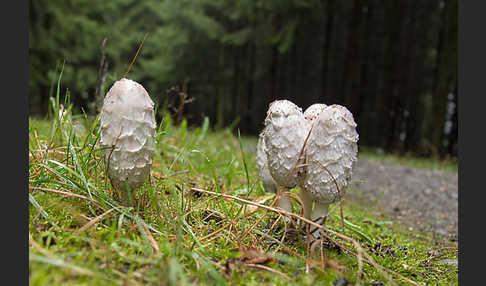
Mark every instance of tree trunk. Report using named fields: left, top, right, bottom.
left=427, top=0, right=458, bottom=157
left=447, top=80, right=458, bottom=156
left=320, top=0, right=336, bottom=103
left=341, top=0, right=363, bottom=114
left=247, top=40, right=256, bottom=131
left=381, top=1, right=406, bottom=152
left=356, top=0, right=373, bottom=145
left=216, top=45, right=225, bottom=129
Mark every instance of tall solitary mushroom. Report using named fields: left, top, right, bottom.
left=100, top=78, right=156, bottom=206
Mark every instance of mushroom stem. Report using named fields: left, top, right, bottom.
left=120, top=190, right=131, bottom=207
left=300, top=189, right=330, bottom=238
left=118, top=180, right=134, bottom=207
left=313, top=201, right=330, bottom=228
left=277, top=188, right=292, bottom=213
left=299, top=189, right=313, bottom=221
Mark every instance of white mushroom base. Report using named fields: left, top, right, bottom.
left=300, top=188, right=330, bottom=238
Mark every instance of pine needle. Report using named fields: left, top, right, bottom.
left=123, top=33, right=149, bottom=78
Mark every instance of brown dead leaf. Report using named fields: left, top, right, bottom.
left=239, top=246, right=275, bottom=265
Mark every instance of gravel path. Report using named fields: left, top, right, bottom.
left=348, top=158, right=458, bottom=241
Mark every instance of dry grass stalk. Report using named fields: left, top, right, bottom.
left=30, top=186, right=103, bottom=209
left=124, top=33, right=148, bottom=78
left=245, top=263, right=291, bottom=281
left=75, top=207, right=120, bottom=234
left=141, top=216, right=160, bottom=253
left=200, top=221, right=232, bottom=241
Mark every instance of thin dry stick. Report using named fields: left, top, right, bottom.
left=30, top=186, right=103, bottom=208
left=275, top=217, right=288, bottom=253
left=206, top=225, right=239, bottom=247
left=75, top=207, right=120, bottom=234
left=123, top=33, right=149, bottom=78
left=190, top=187, right=418, bottom=286
left=309, top=240, right=323, bottom=266
left=305, top=220, right=311, bottom=274
left=320, top=240, right=326, bottom=272
left=245, top=263, right=291, bottom=281
left=239, top=192, right=281, bottom=241
left=141, top=217, right=160, bottom=253
left=356, top=247, right=363, bottom=286
left=268, top=214, right=283, bottom=236
left=240, top=207, right=271, bottom=240
left=200, top=221, right=232, bottom=241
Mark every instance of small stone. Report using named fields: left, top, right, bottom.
left=333, top=277, right=350, bottom=286
left=439, top=259, right=458, bottom=267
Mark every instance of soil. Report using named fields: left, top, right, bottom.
left=348, top=158, right=458, bottom=242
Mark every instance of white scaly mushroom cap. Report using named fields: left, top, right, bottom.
left=256, top=132, right=278, bottom=193
left=303, top=103, right=327, bottom=121
left=302, top=104, right=358, bottom=204
left=303, top=103, right=328, bottom=142
left=262, top=100, right=308, bottom=188
left=100, top=78, right=156, bottom=193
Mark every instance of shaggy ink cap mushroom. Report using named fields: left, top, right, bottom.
left=256, top=133, right=278, bottom=194
left=298, top=104, right=358, bottom=235
left=100, top=78, right=156, bottom=205
left=302, top=104, right=359, bottom=204
left=262, top=100, right=308, bottom=189
left=257, top=131, right=292, bottom=212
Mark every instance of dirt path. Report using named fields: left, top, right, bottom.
left=348, top=158, right=458, bottom=241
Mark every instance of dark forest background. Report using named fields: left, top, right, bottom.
left=29, top=0, right=457, bottom=159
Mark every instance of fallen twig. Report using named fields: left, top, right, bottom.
left=245, top=263, right=291, bottom=281
left=75, top=207, right=121, bottom=234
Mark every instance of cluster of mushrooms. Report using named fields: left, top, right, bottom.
left=257, top=100, right=359, bottom=237
left=99, top=78, right=358, bottom=239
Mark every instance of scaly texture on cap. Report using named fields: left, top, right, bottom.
left=303, top=103, right=327, bottom=121
left=262, top=100, right=308, bottom=188
left=100, top=78, right=156, bottom=201
left=302, top=104, right=358, bottom=204
left=256, top=133, right=278, bottom=194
